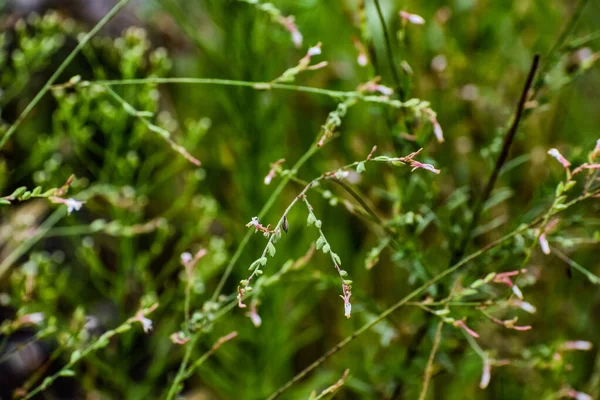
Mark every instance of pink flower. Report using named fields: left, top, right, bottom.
left=454, top=319, right=479, bottom=338
left=357, top=77, right=394, bottom=96
left=539, top=233, right=551, bottom=254
left=410, top=161, right=441, bottom=174
left=493, top=270, right=525, bottom=299
left=132, top=303, right=158, bottom=334
left=432, top=119, right=444, bottom=143
left=340, top=284, right=352, bottom=319
left=247, top=305, right=262, bottom=327
left=548, top=148, right=571, bottom=169
left=562, top=341, right=593, bottom=351
left=134, top=312, right=152, bottom=333
left=400, top=10, right=425, bottom=25
left=278, top=16, right=302, bottom=48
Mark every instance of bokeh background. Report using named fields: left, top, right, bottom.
left=1, top=0, right=599, bottom=399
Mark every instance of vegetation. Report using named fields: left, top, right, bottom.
left=1, top=0, right=599, bottom=399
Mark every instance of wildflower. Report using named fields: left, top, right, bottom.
left=18, top=312, right=44, bottom=326
left=50, top=197, right=84, bottom=214
left=561, top=341, right=593, bottom=351
left=548, top=148, right=571, bottom=169
left=539, top=233, right=551, bottom=254
left=264, top=158, right=285, bottom=185
left=237, top=287, right=247, bottom=308
left=170, top=331, right=190, bottom=345
left=480, top=358, right=491, bottom=389
left=278, top=16, right=302, bottom=48
left=493, top=270, right=525, bottom=299
left=400, top=10, right=425, bottom=25
left=247, top=304, right=262, bottom=327
left=340, top=288, right=352, bottom=319
left=357, top=77, right=394, bottom=96
left=352, top=36, right=368, bottom=66
left=132, top=303, right=158, bottom=334
left=454, top=319, right=479, bottom=338
left=432, top=118, right=444, bottom=143
left=424, top=109, right=444, bottom=142
left=307, top=43, right=321, bottom=56
left=180, top=252, right=193, bottom=265
left=511, top=299, right=537, bottom=314
left=410, top=161, right=441, bottom=174
left=134, top=312, right=153, bottom=333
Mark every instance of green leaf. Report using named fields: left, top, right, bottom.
left=356, top=161, right=365, bottom=174
left=267, top=242, right=276, bottom=257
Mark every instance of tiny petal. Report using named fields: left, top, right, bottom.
left=344, top=301, right=352, bottom=319
left=410, top=161, right=441, bottom=174
left=400, top=10, right=425, bottom=25
left=511, top=285, right=524, bottom=299
left=548, top=148, right=571, bottom=168
left=433, top=120, right=444, bottom=143
left=562, top=341, right=593, bottom=351
left=513, top=300, right=537, bottom=314
left=480, top=358, right=491, bottom=389
left=247, top=308, right=262, bottom=327
left=292, top=31, right=303, bottom=48
left=539, top=233, right=551, bottom=255
left=357, top=53, right=368, bottom=66
left=180, top=252, right=192, bottom=264
left=376, top=85, right=394, bottom=96
left=307, top=43, right=322, bottom=56
left=264, top=174, right=273, bottom=185
left=19, top=312, right=44, bottom=325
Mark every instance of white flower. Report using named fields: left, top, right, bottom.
left=139, top=316, right=153, bottom=333
left=513, top=300, right=537, bottom=314
left=511, top=285, right=524, bottom=299
left=400, top=11, right=425, bottom=25
left=539, top=233, right=551, bottom=255
left=480, top=358, right=491, bottom=389
left=65, top=198, right=83, bottom=214
left=562, top=341, right=593, bottom=351
left=547, top=148, right=571, bottom=168
left=292, top=31, right=303, bottom=48
left=180, top=252, right=193, bottom=264
left=307, top=44, right=322, bottom=56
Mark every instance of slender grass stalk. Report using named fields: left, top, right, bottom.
left=452, top=55, right=540, bottom=265
left=418, top=319, right=444, bottom=400
left=0, top=0, right=132, bottom=150
left=372, top=0, right=404, bottom=100
left=0, top=207, right=67, bottom=280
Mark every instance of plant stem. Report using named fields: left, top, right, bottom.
left=0, top=0, right=132, bottom=150
left=452, top=54, right=540, bottom=265
left=372, top=0, right=404, bottom=100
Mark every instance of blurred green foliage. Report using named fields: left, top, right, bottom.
left=0, top=0, right=600, bottom=399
